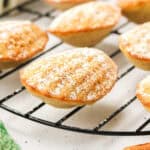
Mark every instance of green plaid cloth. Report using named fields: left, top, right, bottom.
left=0, top=122, right=20, bottom=150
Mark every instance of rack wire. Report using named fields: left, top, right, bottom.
left=0, top=0, right=149, bottom=136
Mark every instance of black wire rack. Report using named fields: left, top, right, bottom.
left=0, top=0, right=150, bottom=136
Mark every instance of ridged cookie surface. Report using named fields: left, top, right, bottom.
left=119, top=22, right=150, bottom=70
left=0, top=21, right=48, bottom=68
left=49, top=1, right=120, bottom=33
left=48, top=1, right=120, bottom=46
left=20, top=48, right=118, bottom=108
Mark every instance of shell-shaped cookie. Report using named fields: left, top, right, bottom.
left=0, top=21, right=48, bottom=69
left=136, top=76, right=150, bottom=112
left=44, top=0, right=94, bottom=10
left=48, top=1, right=121, bottom=47
left=119, top=22, right=150, bottom=70
left=118, top=0, right=150, bottom=23
left=20, top=48, right=118, bottom=108
left=124, top=142, right=150, bottom=150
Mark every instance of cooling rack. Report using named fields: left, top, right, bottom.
left=0, top=0, right=150, bottom=136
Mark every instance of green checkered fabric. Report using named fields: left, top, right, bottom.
left=0, top=122, right=20, bottom=150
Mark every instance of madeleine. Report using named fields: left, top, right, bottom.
left=48, top=1, right=121, bottom=47
left=0, top=21, right=48, bottom=69
left=136, top=76, right=150, bottom=112
left=124, top=142, right=150, bottom=150
left=119, top=22, right=150, bottom=71
left=20, top=48, right=118, bottom=108
left=118, top=0, right=150, bottom=23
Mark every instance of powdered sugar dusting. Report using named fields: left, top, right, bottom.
left=121, top=22, right=150, bottom=59
left=137, top=76, right=150, bottom=98
left=0, top=21, right=47, bottom=61
left=50, top=1, right=120, bottom=32
left=21, top=48, right=117, bottom=102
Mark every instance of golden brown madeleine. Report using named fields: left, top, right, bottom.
left=124, top=142, right=150, bottom=150
left=118, top=0, right=150, bottom=23
left=0, top=21, right=48, bottom=70
left=20, top=48, right=118, bottom=108
left=119, top=22, right=150, bottom=71
left=44, top=0, right=94, bottom=10
left=136, top=76, right=150, bottom=111
left=48, top=1, right=121, bottom=47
